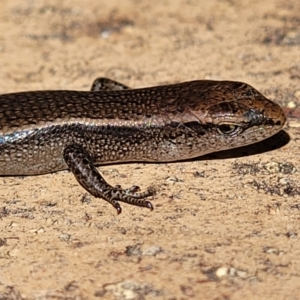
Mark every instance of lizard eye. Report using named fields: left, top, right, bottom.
left=217, top=124, right=241, bottom=135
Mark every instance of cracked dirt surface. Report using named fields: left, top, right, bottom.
left=0, top=0, right=300, bottom=299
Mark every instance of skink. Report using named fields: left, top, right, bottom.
left=0, top=78, right=286, bottom=213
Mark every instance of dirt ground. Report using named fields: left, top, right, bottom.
left=0, top=0, right=300, bottom=299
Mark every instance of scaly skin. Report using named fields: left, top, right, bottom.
left=0, top=78, right=286, bottom=213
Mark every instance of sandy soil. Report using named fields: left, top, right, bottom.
left=0, top=0, right=300, bottom=299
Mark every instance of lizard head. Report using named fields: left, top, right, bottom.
left=160, top=80, right=286, bottom=159
left=200, top=81, right=286, bottom=148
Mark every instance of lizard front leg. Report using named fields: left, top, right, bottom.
left=63, top=144, right=155, bottom=214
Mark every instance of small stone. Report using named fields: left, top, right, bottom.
left=278, top=177, right=290, bottom=185
left=263, top=162, right=280, bottom=173
left=8, top=222, right=19, bottom=228
left=36, top=227, right=45, bottom=234
left=165, top=176, right=182, bottom=183
left=236, top=269, right=248, bottom=278
left=215, top=267, right=229, bottom=278
left=264, top=247, right=279, bottom=255
left=287, top=101, right=297, bottom=108
left=288, top=120, right=300, bottom=128
left=142, top=245, right=163, bottom=256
